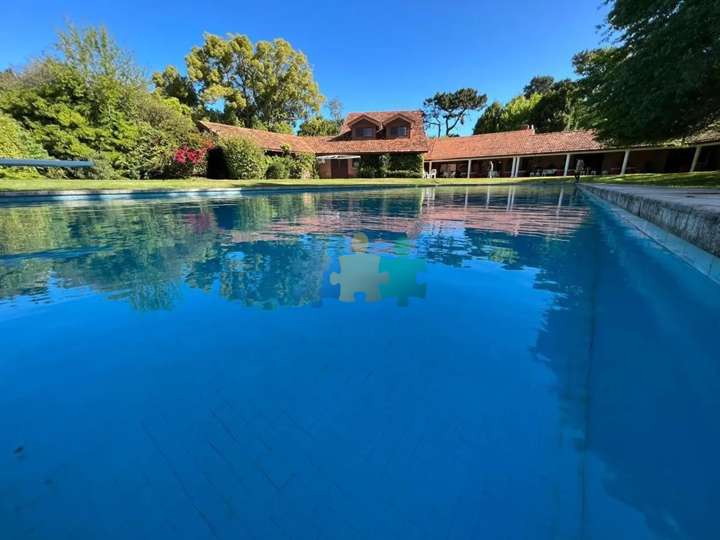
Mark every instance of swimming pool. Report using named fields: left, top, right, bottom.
left=1, top=186, right=718, bottom=539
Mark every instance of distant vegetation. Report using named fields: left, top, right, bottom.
left=0, top=0, right=717, bottom=180
left=0, top=25, right=207, bottom=179
left=574, top=0, right=720, bottom=144
left=473, top=77, right=588, bottom=135
left=0, top=24, right=326, bottom=180
left=422, top=88, right=488, bottom=137
left=154, top=33, right=323, bottom=133
left=438, top=0, right=720, bottom=144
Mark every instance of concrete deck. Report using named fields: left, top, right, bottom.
left=582, top=183, right=720, bottom=258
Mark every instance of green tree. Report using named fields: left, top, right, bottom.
left=473, top=101, right=504, bottom=134
left=422, top=88, right=487, bottom=137
left=57, top=24, right=143, bottom=86
left=297, top=116, right=341, bottom=136
left=152, top=65, right=200, bottom=110
left=528, top=79, right=582, bottom=133
left=574, top=0, right=720, bottom=144
left=0, top=24, right=200, bottom=178
left=185, top=33, right=323, bottom=131
left=499, top=93, right=542, bottom=131
left=523, top=75, right=555, bottom=98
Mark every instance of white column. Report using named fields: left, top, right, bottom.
left=467, top=159, right=472, bottom=179
left=690, top=146, right=702, bottom=172
left=564, top=154, right=572, bottom=177
left=510, top=157, right=518, bottom=177
left=428, top=161, right=433, bottom=174
left=620, top=150, right=631, bottom=175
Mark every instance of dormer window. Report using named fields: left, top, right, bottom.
left=355, top=127, right=375, bottom=138
left=389, top=126, right=409, bottom=138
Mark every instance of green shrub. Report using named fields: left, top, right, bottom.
left=0, top=113, right=51, bottom=179
left=266, top=157, right=290, bottom=179
left=358, top=154, right=390, bottom=178
left=220, top=137, right=266, bottom=179
left=0, top=28, right=201, bottom=180
left=388, top=153, right=423, bottom=176
left=289, top=152, right=318, bottom=179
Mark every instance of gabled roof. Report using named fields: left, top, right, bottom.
left=380, top=112, right=417, bottom=126
left=339, top=111, right=423, bottom=134
left=200, top=111, right=430, bottom=155
left=334, top=110, right=428, bottom=153
left=345, top=113, right=382, bottom=128
left=201, top=116, right=720, bottom=161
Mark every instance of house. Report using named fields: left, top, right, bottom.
left=199, top=111, right=428, bottom=179
left=425, top=127, right=720, bottom=178
left=199, top=112, right=720, bottom=179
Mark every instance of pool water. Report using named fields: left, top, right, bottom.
left=0, top=186, right=718, bottom=540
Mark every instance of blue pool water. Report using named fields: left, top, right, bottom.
left=0, top=186, right=718, bottom=540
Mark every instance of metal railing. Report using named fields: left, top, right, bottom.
left=0, top=158, right=95, bottom=169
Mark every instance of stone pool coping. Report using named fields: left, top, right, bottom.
left=0, top=181, right=569, bottom=203
left=581, top=184, right=720, bottom=259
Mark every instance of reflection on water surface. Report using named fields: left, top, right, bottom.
left=0, top=186, right=718, bottom=540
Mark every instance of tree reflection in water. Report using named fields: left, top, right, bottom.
left=1, top=186, right=718, bottom=540
left=0, top=187, right=587, bottom=311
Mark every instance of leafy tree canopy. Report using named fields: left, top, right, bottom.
left=474, top=77, right=588, bottom=134
left=523, top=75, right=555, bottom=98
left=0, top=24, right=200, bottom=178
left=423, top=88, right=487, bottom=137
left=528, top=79, right=585, bottom=133
left=574, top=0, right=720, bottom=144
left=185, top=33, right=323, bottom=132
left=473, top=93, right=541, bottom=134
left=472, top=101, right=504, bottom=134
left=297, top=116, right=341, bottom=136
left=152, top=65, right=200, bottom=111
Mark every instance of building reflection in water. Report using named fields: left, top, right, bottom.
left=0, top=186, right=587, bottom=311
left=1, top=186, right=719, bottom=540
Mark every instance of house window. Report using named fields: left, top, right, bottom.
left=355, top=127, right=375, bottom=138
left=389, top=126, right=409, bottom=137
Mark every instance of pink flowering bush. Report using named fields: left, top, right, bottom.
left=169, top=138, right=213, bottom=177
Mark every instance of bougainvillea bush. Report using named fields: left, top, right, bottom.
left=169, top=139, right=212, bottom=178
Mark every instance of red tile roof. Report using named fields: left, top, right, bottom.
left=202, top=113, right=719, bottom=161
left=198, top=121, right=319, bottom=154
left=329, top=110, right=428, bottom=153
left=425, top=129, right=607, bottom=161
left=200, top=111, right=429, bottom=155
left=339, top=111, right=424, bottom=134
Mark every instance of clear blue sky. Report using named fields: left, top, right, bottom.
left=1, top=0, right=610, bottom=134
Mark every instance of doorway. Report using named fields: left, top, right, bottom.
left=331, top=159, right=349, bottom=178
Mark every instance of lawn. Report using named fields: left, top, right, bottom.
left=0, top=171, right=718, bottom=193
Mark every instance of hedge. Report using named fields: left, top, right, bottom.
left=219, top=137, right=267, bottom=179
left=359, top=153, right=424, bottom=178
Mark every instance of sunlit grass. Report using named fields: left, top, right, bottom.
left=589, top=171, right=720, bottom=187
